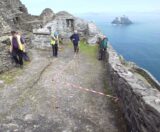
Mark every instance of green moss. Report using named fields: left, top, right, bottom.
left=79, top=41, right=98, bottom=58
left=69, top=41, right=98, bottom=58
left=0, top=69, right=22, bottom=84
left=0, top=63, right=31, bottom=85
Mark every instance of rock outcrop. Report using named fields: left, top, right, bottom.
left=0, top=36, right=12, bottom=73
left=0, top=0, right=31, bottom=32
left=112, top=16, right=132, bottom=25
left=0, top=16, right=11, bottom=35
left=0, top=0, right=56, bottom=34
left=107, top=45, right=160, bottom=132
left=87, top=22, right=102, bottom=44
left=0, top=0, right=55, bottom=72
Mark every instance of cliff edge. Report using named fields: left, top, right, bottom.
left=107, top=45, right=160, bottom=132
left=0, top=1, right=160, bottom=132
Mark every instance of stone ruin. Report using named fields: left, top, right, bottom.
left=0, top=0, right=57, bottom=34
left=0, top=1, right=160, bottom=132
left=0, top=0, right=102, bottom=72
left=40, top=8, right=55, bottom=25
left=0, top=0, right=57, bottom=73
left=32, top=11, right=103, bottom=49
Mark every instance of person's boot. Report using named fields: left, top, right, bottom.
left=15, top=63, right=20, bottom=68
left=20, top=65, right=23, bottom=69
left=98, top=55, right=102, bottom=60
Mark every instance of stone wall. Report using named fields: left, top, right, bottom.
left=0, top=34, right=32, bottom=73
left=107, top=45, right=160, bottom=132
left=0, top=0, right=52, bottom=34
left=31, top=34, right=51, bottom=49
left=32, top=11, right=103, bottom=46
left=0, top=0, right=54, bottom=73
left=0, top=39, right=12, bottom=73
left=0, top=0, right=29, bottom=33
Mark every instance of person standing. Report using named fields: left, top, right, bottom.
left=17, top=31, right=30, bottom=62
left=9, top=30, right=25, bottom=68
left=50, top=32, right=59, bottom=57
left=99, top=36, right=108, bottom=60
left=70, top=30, right=80, bottom=54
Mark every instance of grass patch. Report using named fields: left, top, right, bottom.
left=69, top=41, right=98, bottom=58
left=0, top=69, right=22, bottom=84
left=79, top=41, right=98, bottom=58
left=0, top=60, right=31, bottom=85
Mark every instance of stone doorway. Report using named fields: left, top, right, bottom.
left=66, top=19, right=74, bottom=31
left=13, top=17, right=20, bottom=24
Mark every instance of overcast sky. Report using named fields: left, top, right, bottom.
left=21, top=0, right=160, bottom=15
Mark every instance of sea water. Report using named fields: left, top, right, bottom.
left=80, top=13, right=160, bottom=81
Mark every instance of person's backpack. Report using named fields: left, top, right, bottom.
left=102, top=38, right=108, bottom=48
left=23, top=52, right=30, bottom=62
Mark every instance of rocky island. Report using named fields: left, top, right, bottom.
left=112, top=16, right=133, bottom=25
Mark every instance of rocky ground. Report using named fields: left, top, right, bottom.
left=0, top=45, right=126, bottom=132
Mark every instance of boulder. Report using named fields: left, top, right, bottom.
left=74, top=18, right=88, bottom=37
left=87, top=22, right=103, bottom=44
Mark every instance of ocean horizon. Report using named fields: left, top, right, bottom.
left=79, top=13, right=160, bottom=81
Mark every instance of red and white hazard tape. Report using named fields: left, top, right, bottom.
left=52, top=54, right=119, bottom=102
left=66, top=82, right=118, bottom=101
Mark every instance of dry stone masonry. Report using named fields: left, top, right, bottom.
left=0, top=0, right=55, bottom=72
left=1, top=1, right=160, bottom=132
left=107, top=45, right=160, bottom=132
left=40, top=8, right=55, bottom=25
left=32, top=11, right=103, bottom=48
left=0, top=0, right=55, bottom=33
left=0, top=39, right=12, bottom=73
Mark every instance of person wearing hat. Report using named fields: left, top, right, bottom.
left=50, top=32, right=59, bottom=57
left=9, top=30, right=25, bottom=68
left=99, top=35, right=108, bottom=60
left=70, top=30, right=80, bottom=54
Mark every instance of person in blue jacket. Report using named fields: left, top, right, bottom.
left=70, top=30, right=80, bottom=54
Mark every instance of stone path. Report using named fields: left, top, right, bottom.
left=0, top=47, right=126, bottom=132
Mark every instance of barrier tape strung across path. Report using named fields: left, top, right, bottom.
left=52, top=54, right=119, bottom=102
left=52, top=79, right=119, bottom=102
left=66, top=82, right=119, bottom=101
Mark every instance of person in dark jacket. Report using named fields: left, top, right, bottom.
left=99, top=35, right=108, bottom=60
left=17, top=32, right=30, bottom=62
left=10, top=30, right=25, bottom=68
left=70, top=30, right=80, bottom=53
